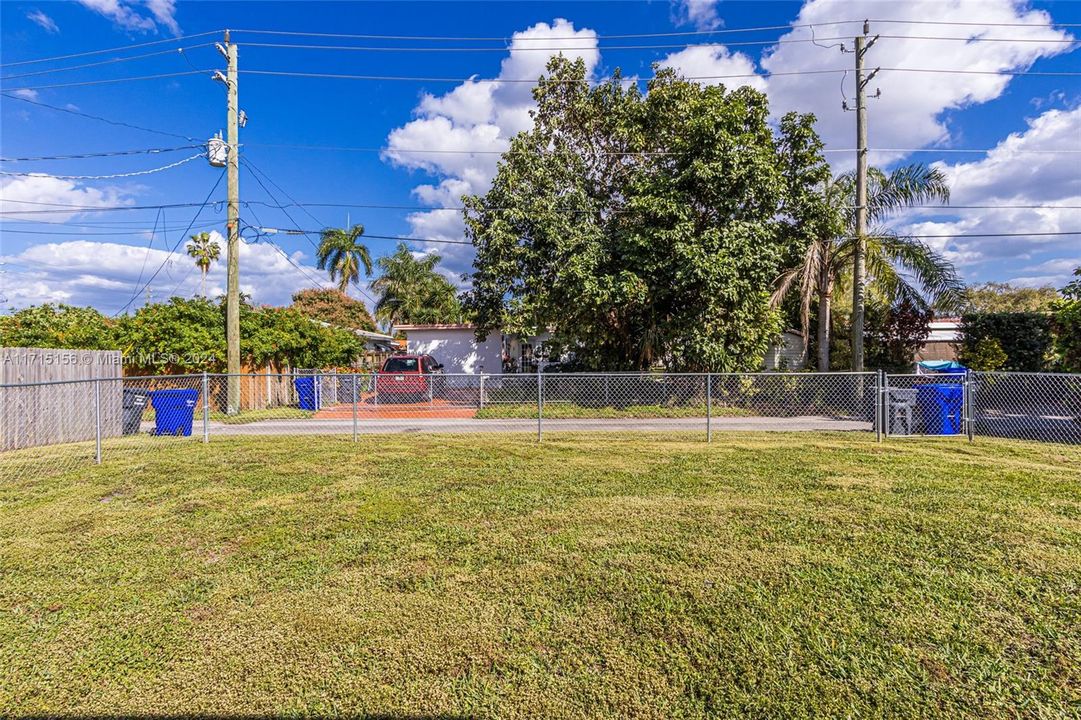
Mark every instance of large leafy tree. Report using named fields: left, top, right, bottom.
left=316, top=224, right=372, bottom=293
left=371, top=243, right=462, bottom=329
left=185, top=231, right=221, bottom=297
left=3, top=298, right=364, bottom=372
left=772, top=165, right=964, bottom=370
left=463, top=57, right=831, bottom=371
left=0, top=304, right=115, bottom=349
left=290, top=288, right=376, bottom=331
left=962, top=281, right=1060, bottom=313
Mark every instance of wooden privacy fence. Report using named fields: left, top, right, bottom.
left=0, top=348, right=123, bottom=452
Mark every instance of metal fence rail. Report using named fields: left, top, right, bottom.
left=1, top=370, right=1077, bottom=478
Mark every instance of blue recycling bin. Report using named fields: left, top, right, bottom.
left=294, top=376, right=320, bottom=410
left=149, top=388, right=199, bottom=436
left=916, top=383, right=964, bottom=435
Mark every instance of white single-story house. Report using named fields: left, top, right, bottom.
left=396, top=324, right=503, bottom=375
left=398, top=324, right=807, bottom=373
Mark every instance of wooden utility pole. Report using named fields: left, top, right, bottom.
left=224, top=30, right=241, bottom=413
left=851, top=21, right=878, bottom=372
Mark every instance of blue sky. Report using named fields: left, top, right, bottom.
left=1, top=0, right=1079, bottom=315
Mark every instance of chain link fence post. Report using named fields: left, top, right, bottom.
left=479, top=374, right=485, bottom=410
left=706, top=372, right=712, bottom=443
left=537, top=372, right=544, bottom=443
left=352, top=373, right=358, bottom=443
left=93, top=378, right=102, bottom=464
left=201, top=372, right=210, bottom=443
left=965, top=370, right=975, bottom=443
left=875, top=369, right=884, bottom=442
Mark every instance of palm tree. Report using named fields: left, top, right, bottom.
left=316, top=224, right=372, bottom=293
left=772, top=164, right=963, bottom=371
left=185, top=232, right=221, bottom=297
left=371, top=243, right=462, bottom=330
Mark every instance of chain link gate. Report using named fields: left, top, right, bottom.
left=882, top=372, right=968, bottom=439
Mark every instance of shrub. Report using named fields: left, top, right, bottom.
left=958, top=337, right=1007, bottom=371
left=958, top=312, right=1053, bottom=372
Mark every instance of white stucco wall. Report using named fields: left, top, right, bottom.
left=405, top=328, right=503, bottom=376
left=763, top=331, right=807, bottom=371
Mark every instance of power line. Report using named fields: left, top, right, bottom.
left=1, top=18, right=1073, bottom=71
left=241, top=157, right=327, bottom=230
left=0, top=216, right=224, bottom=230
left=0, top=145, right=203, bottom=162
left=1, top=226, right=221, bottom=237
left=878, top=66, right=1081, bottom=77
left=132, top=208, right=162, bottom=300
left=256, top=226, right=472, bottom=246
left=236, top=65, right=1081, bottom=86
left=0, top=153, right=205, bottom=180
left=868, top=18, right=1081, bottom=29
left=0, top=44, right=217, bottom=81
left=0, top=92, right=199, bottom=141
left=237, top=37, right=847, bottom=53
left=5, top=197, right=1080, bottom=217
left=0, top=30, right=223, bottom=68
left=235, top=34, right=1076, bottom=54
left=0, top=201, right=216, bottom=215
left=112, top=171, right=225, bottom=316
left=230, top=21, right=863, bottom=42
left=246, top=141, right=1081, bottom=156
left=269, top=228, right=1081, bottom=242
left=3, top=70, right=205, bottom=92
left=240, top=160, right=381, bottom=304
left=229, top=18, right=1080, bottom=41
left=240, top=68, right=845, bottom=85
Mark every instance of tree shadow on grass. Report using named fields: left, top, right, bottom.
left=16, top=716, right=471, bottom=720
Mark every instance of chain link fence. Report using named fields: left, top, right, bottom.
left=2, top=370, right=1078, bottom=478
left=969, top=371, right=1081, bottom=444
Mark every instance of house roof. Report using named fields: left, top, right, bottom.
left=926, top=318, right=961, bottom=343
left=395, top=324, right=476, bottom=331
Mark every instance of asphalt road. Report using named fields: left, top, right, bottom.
left=206, top=416, right=873, bottom=435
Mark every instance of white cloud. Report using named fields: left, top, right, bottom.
left=381, top=5, right=1078, bottom=288
left=383, top=18, right=601, bottom=279
left=0, top=237, right=336, bottom=311
left=893, top=106, right=1081, bottom=286
left=672, top=0, right=722, bottom=31
left=9, top=89, right=39, bottom=101
left=0, top=175, right=133, bottom=222
left=143, top=0, right=180, bottom=36
left=75, top=0, right=180, bottom=35
left=656, top=44, right=766, bottom=91
left=26, top=9, right=59, bottom=34
left=758, top=0, right=1074, bottom=165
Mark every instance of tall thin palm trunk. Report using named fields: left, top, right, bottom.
left=817, top=265, right=832, bottom=372
left=200, top=268, right=207, bottom=298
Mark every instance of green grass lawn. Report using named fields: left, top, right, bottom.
left=476, top=402, right=751, bottom=419
left=1, top=434, right=1079, bottom=717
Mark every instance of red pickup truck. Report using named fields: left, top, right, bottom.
left=375, top=354, right=444, bottom=402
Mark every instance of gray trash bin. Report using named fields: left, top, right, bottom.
left=888, top=388, right=917, bottom=435
left=122, top=388, right=150, bottom=435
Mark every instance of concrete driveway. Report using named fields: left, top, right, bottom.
left=209, top=415, right=872, bottom=435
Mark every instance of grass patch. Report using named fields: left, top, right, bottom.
left=1, top=434, right=1080, bottom=717
left=476, top=402, right=752, bottom=419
